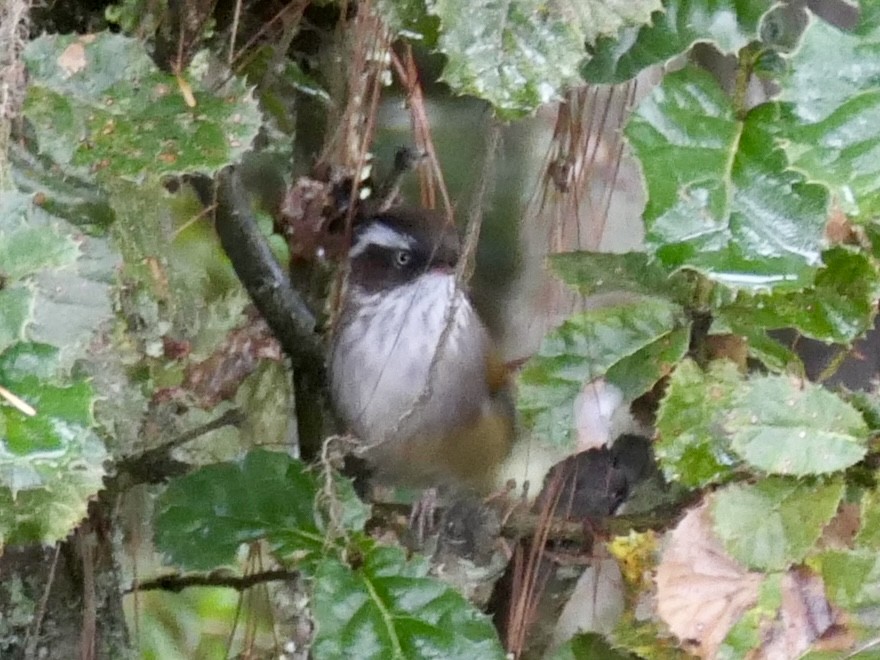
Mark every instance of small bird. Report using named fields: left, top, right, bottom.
left=329, top=207, right=514, bottom=493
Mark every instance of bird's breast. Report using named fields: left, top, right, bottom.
left=330, top=273, right=492, bottom=447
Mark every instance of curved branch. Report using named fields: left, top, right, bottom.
left=212, top=166, right=326, bottom=374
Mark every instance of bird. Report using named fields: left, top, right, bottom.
left=328, top=206, right=515, bottom=495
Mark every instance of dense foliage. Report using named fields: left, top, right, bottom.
left=4, top=0, right=880, bottom=658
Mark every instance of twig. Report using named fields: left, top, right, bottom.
left=202, top=167, right=330, bottom=458
left=390, top=46, right=453, bottom=218
left=0, top=383, right=36, bottom=416
left=78, top=529, right=97, bottom=660
left=129, top=568, right=299, bottom=594
left=846, top=636, right=880, bottom=658
left=114, top=408, right=245, bottom=485
left=456, top=120, right=501, bottom=284
left=227, top=0, right=243, bottom=66
left=23, top=544, right=61, bottom=660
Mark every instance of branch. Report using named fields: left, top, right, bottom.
left=500, top=493, right=701, bottom=545
left=113, top=408, right=245, bottom=485
left=371, top=489, right=701, bottom=547
left=211, top=166, right=326, bottom=374
left=129, top=568, right=299, bottom=593
left=188, top=167, right=333, bottom=458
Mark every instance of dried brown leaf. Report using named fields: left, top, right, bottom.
left=757, top=568, right=835, bottom=660
left=656, top=502, right=763, bottom=658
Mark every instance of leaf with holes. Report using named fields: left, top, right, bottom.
left=23, top=33, right=261, bottom=178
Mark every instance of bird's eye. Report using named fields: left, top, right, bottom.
left=393, top=250, right=412, bottom=268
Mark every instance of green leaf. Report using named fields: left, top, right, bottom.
left=155, top=450, right=369, bottom=570
left=766, top=3, right=880, bottom=217
left=0, top=193, right=80, bottom=351
left=856, top=488, right=880, bottom=550
left=813, top=548, right=880, bottom=610
left=549, top=251, right=686, bottom=300
left=849, top=391, right=880, bottom=432
left=0, top=222, right=78, bottom=281
left=567, top=0, right=662, bottom=45
left=430, top=0, right=659, bottom=119
left=712, top=476, right=844, bottom=571
left=604, top=325, right=691, bottom=399
left=582, top=0, right=767, bottom=83
left=0, top=191, right=118, bottom=365
left=731, top=325, right=804, bottom=375
left=655, top=359, right=743, bottom=488
left=717, top=248, right=880, bottom=345
left=431, top=0, right=582, bottom=118
left=782, top=94, right=880, bottom=218
left=552, top=633, right=639, bottom=660
left=10, top=128, right=115, bottom=233
left=725, top=374, right=869, bottom=476
left=0, top=343, right=106, bottom=545
left=780, top=2, right=880, bottom=125
left=626, top=66, right=829, bottom=291
left=518, top=297, right=682, bottom=447
left=0, top=191, right=114, bottom=547
left=0, top=287, right=32, bottom=355
left=770, top=4, right=880, bottom=217
left=311, top=545, right=505, bottom=660
left=23, top=33, right=261, bottom=178
left=550, top=633, right=638, bottom=660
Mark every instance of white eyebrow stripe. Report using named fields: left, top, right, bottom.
left=349, top=222, right=414, bottom=258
